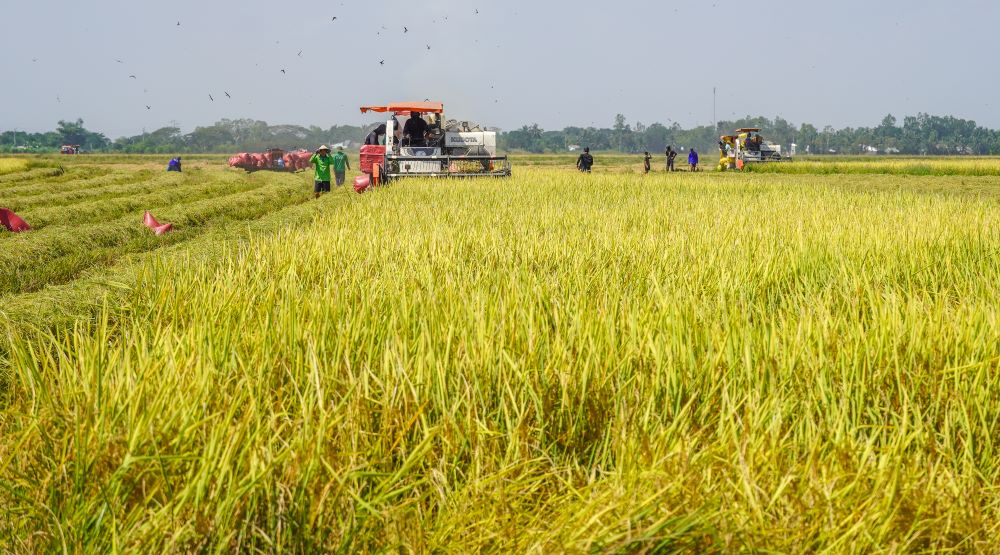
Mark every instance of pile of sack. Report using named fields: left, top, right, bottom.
left=227, top=149, right=313, bottom=171
left=282, top=150, right=313, bottom=170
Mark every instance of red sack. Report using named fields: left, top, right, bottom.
left=293, top=150, right=312, bottom=170
left=143, top=211, right=173, bottom=236
left=353, top=174, right=371, bottom=194
left=0, top=208, right=30, bottom=232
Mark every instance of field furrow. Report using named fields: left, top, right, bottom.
left=0, top=174, right=310, bottom=296
left=0, top=168, right=154, bottom=201
left=5, top=172, right=262, bottom=230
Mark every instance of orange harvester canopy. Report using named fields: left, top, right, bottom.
left=360, top=101, right=444, bottom=114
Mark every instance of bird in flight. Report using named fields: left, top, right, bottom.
left=475, top=9, right=479, bottom=14
left=176, top=21, right=180, bottom=26
left=280, top=69, right=286, bottom=74
left=129, top=75, right=136, bottom=79
left=404, top=26, right=408, bottom=33
left=426, top=44, right=431, bottom=50
left=209, top=94, right=214, bottom=101
left=224, top=91, right=231, bottom=98
left=379, top=59, right=385, bottom=65
left=297, top=50, right=303, bottom=57
left=115, top=59, right=123, bottom=64
left=56, top=96, right=61, bottom=103
left=145, top=105, right=151, bottom=110
left=331, top=16, right=337, bottom=21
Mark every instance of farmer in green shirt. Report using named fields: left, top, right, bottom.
left=331, top=146, right=350, bottom=187
left=309, top=145, right=334, bottom=199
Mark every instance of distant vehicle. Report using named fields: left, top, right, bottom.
left=718, top=128, right=787, bottom=170
left=60, top=145, right=80, bottom=154
left=358, top=101, right=511, bottom=185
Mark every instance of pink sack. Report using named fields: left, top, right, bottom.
left=143, top=211, right=173, bottom=236
left=353, top=174, right=371, bottom=194
left=0, top=208, right=30, bottom=232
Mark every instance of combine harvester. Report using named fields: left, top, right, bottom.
left=228, top=148, right=312, bottom=173
left=718, top=128, right=789, bottom=170
left=358, top=101, right=511, bottom=186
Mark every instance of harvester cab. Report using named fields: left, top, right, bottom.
left=719, top=128, right=786, bottom=170
left=359, top=101, right=511, bottom=184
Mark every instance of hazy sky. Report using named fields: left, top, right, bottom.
left=1, top=0, right=996, bottom=138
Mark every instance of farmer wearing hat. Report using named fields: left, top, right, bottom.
left=332, top=146, right=350, bottom=187
left=309, top=145, right=334, bottom=198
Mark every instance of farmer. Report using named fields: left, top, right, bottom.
left=402, top=111, right=428, bottom=146
left=666, top=146, right=677, bottom=172
left=643, top=151, right=652, bottom=174
left=576, top=147, right=594, bottom=173
left=332, top=146, right=350, bottom=186
left=364, top=124, right=386, bottom=146
left=166, top=156, right=182, bottom=172
left=688, top=148, right=699, bottom=172
left=309, top=145, right=335, bottom=199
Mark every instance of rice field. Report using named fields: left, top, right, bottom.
left=745, top=156, right=1000, bottom=176
left=0, top=158, right=29, bottom=176
left=2, top=156, right=1000, bottom=552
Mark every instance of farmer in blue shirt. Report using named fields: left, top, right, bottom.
left=167, top=157, right=182, bottom=172
left=688, top=149, right=699, bottom=172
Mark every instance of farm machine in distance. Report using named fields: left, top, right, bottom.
left=718, top=128, right=788, bottom=170
left=358, top=101, right=511, bottom=185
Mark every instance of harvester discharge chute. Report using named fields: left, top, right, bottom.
left=358, top=101, right=511, bottom=185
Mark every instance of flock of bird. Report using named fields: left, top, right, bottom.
left=34, top=7, right=495, bottom=116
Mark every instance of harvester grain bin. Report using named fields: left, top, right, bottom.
left=358, top=101, right=511, bottom=185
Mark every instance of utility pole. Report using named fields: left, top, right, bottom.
left=713, top=87, right=717, bottom=133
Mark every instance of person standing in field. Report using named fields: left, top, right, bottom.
left=167, top=156, right=182, bottom=172
left=666, top=146, right=677, bottom=172
left=688, top=148, right=699, bottom=172
left=309, top=145, right=335, bottom=199
left=577, top=147, right=594, bottom=173
left=332, top=146, right=350, bottom=187
left=643, top=151, right=652, bottom=174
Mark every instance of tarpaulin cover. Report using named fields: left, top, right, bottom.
left=360, top=102, right=443, bottom=114
left=143, top=211, right=173, bottom=236
left=0, top=208, right=30, bottom=232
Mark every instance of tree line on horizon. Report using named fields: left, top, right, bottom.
left=2, top=113, right=999, bottom=156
